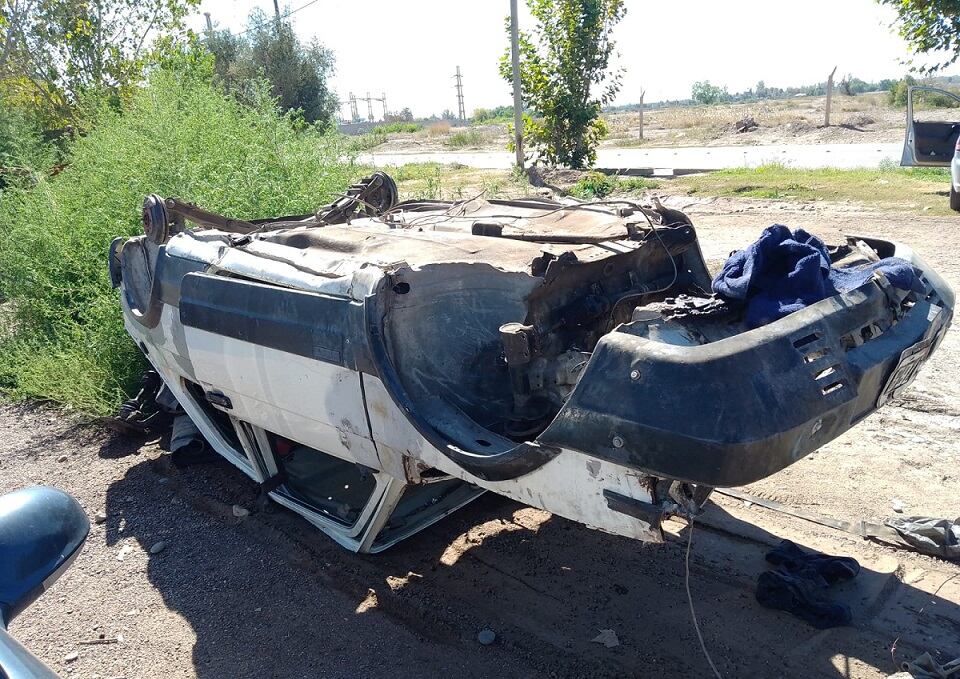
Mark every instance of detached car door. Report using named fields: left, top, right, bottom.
left=901, top=85, right=960, bottom=167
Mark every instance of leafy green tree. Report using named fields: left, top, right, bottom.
left=878, top=0, right=960, bottom=73
left=499, top=0, right=625, bottom=169
left=889, top=75, right=918, bottom=106
left=691, top=80, right=730, bottom=105
left=0, top=0, right=198, bottom=127
left=207, top=10, right=337, bottom=128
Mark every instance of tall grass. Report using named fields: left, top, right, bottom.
left=0, top=60, right=360, bottom=414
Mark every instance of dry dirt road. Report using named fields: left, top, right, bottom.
left=1, top=198, right=958, bottom=679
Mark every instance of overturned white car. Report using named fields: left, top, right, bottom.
left=110, top=172, right=953, bottom=552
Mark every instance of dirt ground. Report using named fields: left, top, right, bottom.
left=368, top=92, right=960, bottom=154
left=2, top=198, right=959, bottom=678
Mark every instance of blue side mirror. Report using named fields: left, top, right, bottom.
left=0, top=487, right=90, bottom=626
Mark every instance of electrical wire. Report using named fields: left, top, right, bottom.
left=233, top=0, right=323, bottom=36
left=605, top=202, right=683, bottom=322
left=685, top=518, right=724, bottom=679
left=380, top=197, right=666, bottom=238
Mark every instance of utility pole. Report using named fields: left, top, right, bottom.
left=203, top=12, right=213, bottom=35
left=454, top=66, right=466, bottom=122
left=381, top=92, right=388, bottom=120
left=273, top=0, right=281, bottom=23
left=366, top=91, right=374, bottom=122
left=824, top=66, right=837, bottom=127
left=510, top=0, right=524, bottom=170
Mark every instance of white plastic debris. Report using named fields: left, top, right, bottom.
left=592, top=629, right=620, bottom=648
left=892, top=498, right=905, bottom=513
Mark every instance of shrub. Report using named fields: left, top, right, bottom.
left=471, top=105, right=514, bottom=125
left=569, top=172, right=659, bottom=199
left=427, top=121, right=451, bottom=136
left=371, top=121, right=423, bottom=134
left=570, top=171, right=616, bottom=198
left=445, top=129, right=487, bottom=148
left=0, top=99, right=56, bottom=192
left=350, top=131, right=387, bottom=151
left=889, top=77, right=960, bottom=108
left=0, top=59, right=359, bottom=414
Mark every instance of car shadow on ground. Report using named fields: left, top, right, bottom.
left=102, top=442, right=960, bottom=679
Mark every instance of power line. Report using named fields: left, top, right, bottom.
left=233, top=0, right=322, bottom=36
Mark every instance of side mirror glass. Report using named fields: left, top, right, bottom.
left=0, top=487, right=90, bottom=625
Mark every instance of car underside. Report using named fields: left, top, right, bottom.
left=110, top=172, right=954, bottom=552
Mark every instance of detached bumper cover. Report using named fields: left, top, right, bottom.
left=539, top=241, right=952, bottom=487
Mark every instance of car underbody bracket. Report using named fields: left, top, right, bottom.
left=602, top=489, right=666, bottom=540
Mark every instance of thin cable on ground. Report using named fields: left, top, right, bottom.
left=685, top=518, right=724, bottom=679
left=889, top=571, right=959, bottom=670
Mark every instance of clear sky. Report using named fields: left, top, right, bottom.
left=188, top=0, right=953, bottom=119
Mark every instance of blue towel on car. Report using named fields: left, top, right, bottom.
left=713, top=225, right=921, bottom=328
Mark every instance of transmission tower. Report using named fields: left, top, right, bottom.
left=352, top=92, right=388, bottom=121
left=348, top=93, right=359, bottom=122
left=454, top=66, right=466, bottom=121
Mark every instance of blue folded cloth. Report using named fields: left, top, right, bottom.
left=713, top=225, right=922, bottom=328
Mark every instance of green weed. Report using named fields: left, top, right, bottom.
left=0, top=64, right=359, bottom=414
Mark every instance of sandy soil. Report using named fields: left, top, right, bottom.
left=1, top=199, right=959, bottom=678
left=369, top=93, right=960, bottom=155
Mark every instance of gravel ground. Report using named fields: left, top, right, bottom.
left=1, top=198, right=958, bottom=678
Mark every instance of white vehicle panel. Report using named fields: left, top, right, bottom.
left=182, top=328, right=381, bottom=469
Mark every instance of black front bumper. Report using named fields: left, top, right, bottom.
left=539, top=240, right=953, bottom=487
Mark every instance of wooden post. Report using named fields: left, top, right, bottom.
left=824, top=66, right=837, bottom=127
left=638, top=90, right=645, bottom=141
